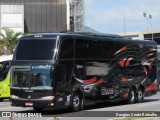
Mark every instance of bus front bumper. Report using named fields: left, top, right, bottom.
left=10, top=98, right=55, bottom=108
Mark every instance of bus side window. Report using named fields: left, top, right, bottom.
left=89, top=40, right=102, bottom=58
left=59, top=38, right=74, bottom=59
left=75, top=39, right=89, bottom=58
left=0, top=62, right=11, bottom=81
left=102, top=40, right=115, bottom=59
left=75, top=38, right=89, bottom=78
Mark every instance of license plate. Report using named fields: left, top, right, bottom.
left=101, top=87, right=114, bottom=95
left=25, top=102, right=33, bottom=106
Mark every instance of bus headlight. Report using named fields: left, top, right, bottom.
left=41, top=96, right=54, bottom=100
left=10, top=95, right=19, bottom=99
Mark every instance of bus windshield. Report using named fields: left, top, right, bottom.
left=12, top=64, right=53, bottom=90
left=15, top=39, right=58, bottom=60
left=30, top=64, right=52, bottom=89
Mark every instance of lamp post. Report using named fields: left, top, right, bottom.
left=143, top=12, right=153, bottom=40
left=143, top=12, right=152, bottom=30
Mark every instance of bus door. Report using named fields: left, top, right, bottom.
left=53, top=64, right=66, bottom=108
left=56, top=37, right=74, bottom=107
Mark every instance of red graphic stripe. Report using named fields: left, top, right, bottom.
left=150, top=48, right=153, bottom=51
left=126, top=60, right=130, bottom=66
left=95, top=78, right=104, bottom=85
left=144, top=68, right=147, bottom=73
left=148, top=53, right=152, bottom=57
left=124, top=93, right=128, bottom=97
left=121, top=46, right=127, bottom=51
left=150, top=58, right=155, bottom=62
left=149, top=64, right=152, bottom=69
left=119, top=59, right=126, bottom=67
left=122, top=77, right=129, bottom=82
left=83, top=77, right=97, bottom=84
left=145, top=81, right=158, bottom=92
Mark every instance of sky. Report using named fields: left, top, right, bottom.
left=85, top=0, right=160, bottom=34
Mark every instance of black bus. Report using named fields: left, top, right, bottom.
left=10, top=33, right=158, bottom=112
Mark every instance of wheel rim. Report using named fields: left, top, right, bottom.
left=73, top=95, right=80, bottom=109
left=138, top=90, right=143, bottom=100
left=130, top=91, right=135, bottom=102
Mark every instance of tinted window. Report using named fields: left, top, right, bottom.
left=0, top=62, right=11, bottom=81
left=75, top=39, right=89, bottom=58
left=89, top=40, right=102, bottom=58
left=115, top=40, right=126, bottom=49
left=102, top=40, right=115, bottom=59
left=59, top=38, right=74, bottom=59
left=15, top=39, right=57, bottom=60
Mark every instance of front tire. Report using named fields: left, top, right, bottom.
left=136, top=88, right=144, bottom=103
left=0, top=99, right=4, bottom=102
left=69, top=93, right=82, bottom=112
left=128, top=88, right=136, bottom=104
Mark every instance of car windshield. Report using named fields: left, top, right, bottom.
left=15, top=38, right=58, bottom=60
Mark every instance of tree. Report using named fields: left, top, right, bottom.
left=0, top=27, right=22, bottom=55
left=0, top=43, right=3, bottom=55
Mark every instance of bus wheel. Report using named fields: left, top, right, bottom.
left=0, top=99, right=4, bottom=102
left=69, top=93, right=81, bottom=112
left=128, top=88, right=136, bottom=104
left=136, top=88, right=144, bottom=103
left=33, top=107, right=44, bottom=112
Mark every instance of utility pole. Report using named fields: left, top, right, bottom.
left=123, top=10, right=126, bottom=35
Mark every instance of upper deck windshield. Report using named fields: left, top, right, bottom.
left=15, top=38, right=58, bottom=60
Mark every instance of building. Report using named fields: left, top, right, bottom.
left=0, top=0, right=84, bottom=33
left=118, top=30, right=160, bottom=44
left=0, top=0, right=68, bottom=33
left=118, top=30, right=160, bottom=57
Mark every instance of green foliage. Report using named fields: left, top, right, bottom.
left=0, top=44, right=3, bottom=54
left=0, top=27, right=22, bottom=55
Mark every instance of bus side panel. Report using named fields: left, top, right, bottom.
left=112, top=42, right=158, bottom=98
left=0, top=71, right=10, bottom=99
left=144, top=60, right=158, bottom=96
left=65, top=35, right=158, bottom=106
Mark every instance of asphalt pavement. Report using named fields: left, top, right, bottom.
left=0, top=92, right=160, bottom=120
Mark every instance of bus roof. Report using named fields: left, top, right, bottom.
left=21, top=32, right=123, bottom=39
left=20, top=32, right=157, bottom=44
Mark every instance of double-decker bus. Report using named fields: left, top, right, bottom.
left=10, top=33, right=158, bottom=112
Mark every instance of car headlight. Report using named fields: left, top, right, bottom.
left=10, top=95, right=19, bottom=99
left=41, top=96, right=54, bottom=100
